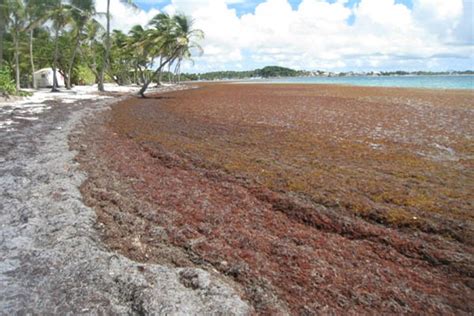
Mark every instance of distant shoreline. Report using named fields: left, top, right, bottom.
left=188, top=74, right=474, bottom=90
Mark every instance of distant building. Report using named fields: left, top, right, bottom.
left=33, top=68, right=65, bottom=88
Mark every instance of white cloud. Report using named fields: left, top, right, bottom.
left=96, top=0, right=161, bottom=32
left=100, top=0, right=474, bottom=72
left=412, top=0, right=464, bottom=41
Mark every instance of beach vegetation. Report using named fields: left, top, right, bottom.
left=0, top=0, right=203, bottom=96
left=180, top=66, right=310, bottom=81
left=134, top=13, right=204, bottom=97
left=0, top=65, right=16, bottom=95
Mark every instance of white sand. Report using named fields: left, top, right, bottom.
left=0, top=84, right=169, bottom=131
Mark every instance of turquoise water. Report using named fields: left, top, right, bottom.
left=244, top=75, right=474, bottom=90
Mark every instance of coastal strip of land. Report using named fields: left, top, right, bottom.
left=75, top=83, right=473, bottom=314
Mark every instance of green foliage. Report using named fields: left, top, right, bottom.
left=17, top=90, right=32, bottom=96
left=380, top=70, right=474, bottom=76
left=76, top=65, right=95, bottom=85
left=185, top=66, right=310, bottom=81
left=257, top=66, right=301, bottom=78
left=0, top=65, right=16, bottom=95
left=2, top=1, right=204, bottom=92
left=0, top=65, right=31, bottom=96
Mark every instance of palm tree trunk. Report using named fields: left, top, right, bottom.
left=51, top=27, right=60, bottom=92
left=177, top=58, right=182, bottom=83
left=29, top=29, right=37, bottom=89
left=168, top=62, right=171, bottom=84
left=158, top=56, right=163, bottom=85
left=0, top=0, right=4, bottom=66
left=98, top=0, right=110, bottom=92
left=0, top=29, right=3, bottom=66
left=90, top=43, right=99, bottom=84
left=66, top=33, right=81, bottom=89
left=138, top=54, right=176, bottom=97
left=13, top=27, right=20, bottom=92
left=137, top=65, right=145, bottom=86
left=133, top=65, right=137, bottom=84
left=174, top=61, right=179, bottom=84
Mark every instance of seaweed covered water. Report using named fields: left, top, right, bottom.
left=247, top=75, right=474, bottom=90
left=80, top=83, right=474, bottom=314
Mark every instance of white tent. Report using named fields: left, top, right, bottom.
left=33, top=68, right=65, bottom=88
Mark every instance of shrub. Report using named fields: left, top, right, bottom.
left=0, top=66, right=16, bottom=96
left=76, top=65, right=96, bottom=85
left=17, top=90, right=32, bottom=97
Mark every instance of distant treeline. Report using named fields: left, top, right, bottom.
left=180, top=67, right=474, bottom=81
left=181, top=66, right=311, bottom=81
left=379, top=70, right=474, bottom=76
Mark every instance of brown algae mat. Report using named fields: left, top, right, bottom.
left=74, top=83, right=474, bottom=314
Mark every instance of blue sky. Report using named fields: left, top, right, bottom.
left=136, top=0, right=414, bottom=14
left=107, top=0, right=474, bottom=73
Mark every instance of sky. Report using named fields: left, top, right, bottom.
left=97, top=0, right=474, bottom=73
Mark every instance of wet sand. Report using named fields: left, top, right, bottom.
left=75, top=83, right=474, bottom=314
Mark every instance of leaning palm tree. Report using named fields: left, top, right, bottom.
left=136, top=13, right=204, bottom=97
left=171, top=14, right=204, bottom=84
left=148, top=13, right=174, bottom=85
left=135, top=13, right=178, bottom=96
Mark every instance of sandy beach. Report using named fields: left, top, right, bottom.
left=73, top=83, right=473, bottom=314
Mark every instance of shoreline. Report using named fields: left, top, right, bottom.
left=234, top=81, right=474, bottom=91
left=188, top=75, right=474, bottom=91
left=228, top=81, right=474, bottom=93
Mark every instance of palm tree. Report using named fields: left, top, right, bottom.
left=126, top=25, right=148, bottom=84
left=81, top=18, right=104, bottom=83
left=98, top=0, right=135, bottom=92
left=50, top=1, right=72, bottom=92
left=25, top=0, right=55, bottom=89
left=149, top=13, right=174, bottom=85
left=6, top=0, right=27, bottom=92
left=172, top=14, right=204, bottom=84
left=0, top=0, right=7, bottom=66
left=135, top=13, right=177, bottom=96
left=136, top=13, right=204, bottom=97
left=65, top=0, right=97, bottom=89
left=109, top=29, right=135, bottom=85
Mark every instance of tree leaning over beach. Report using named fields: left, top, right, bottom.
left=136, top=13, right=204, bottom=97
left=171, top=14, right=204, bottom=84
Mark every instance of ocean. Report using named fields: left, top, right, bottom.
left=242, top=75, right=474, bottom=90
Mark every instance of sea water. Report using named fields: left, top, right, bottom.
left=246, top=75, right=474, bottom=90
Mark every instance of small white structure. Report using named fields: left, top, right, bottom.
left=33, top=68, right=65, bottom=88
